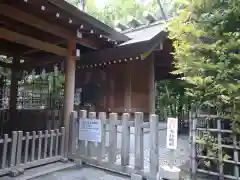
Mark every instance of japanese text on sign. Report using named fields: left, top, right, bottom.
left=79, top=118, right=102, bottom=143
left=166, top=117, right=178, bottom=149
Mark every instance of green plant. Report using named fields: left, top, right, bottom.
left=168, top=0, right=240, bottom=132
left=196, top=131, right=231, bottom=169
left=156, top=79, right=191, bottom=120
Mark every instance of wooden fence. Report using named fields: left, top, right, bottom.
left=68, top=110, right=159, bottom=180
left=0, top=127, right=66, bottom=177
left=190, top=115, right=240, bottom=180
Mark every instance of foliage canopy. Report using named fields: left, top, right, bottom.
left=66, top=0, right=174, bottom=26
left=168, top=0, right=240, bottom=131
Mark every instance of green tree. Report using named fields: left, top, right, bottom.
left=22, top=67, right=64, bottom=109
left=156, top=79, right=192, bottom=120
left=168, top=0, right=240, bottom=131
left=67, top=0, right=165, bottom=26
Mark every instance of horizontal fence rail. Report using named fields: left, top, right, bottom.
left=0, top=127, right=65, bottom=177
left=191, top=115, right=240, bottom=180
left=69, top=110, right=159, bottom=180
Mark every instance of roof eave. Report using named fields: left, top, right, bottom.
left=77, top=31, right=168, bottom=66
left=48, top=0, right=130, bottom=42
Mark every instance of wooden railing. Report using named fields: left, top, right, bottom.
left=69, top=110, right=160, bottom=180
left=0, top=127, right=66, bottom=177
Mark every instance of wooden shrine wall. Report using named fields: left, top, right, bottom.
left=129, top=56, right=153, bottom=113
left=75, top=55, right=154, bottom=113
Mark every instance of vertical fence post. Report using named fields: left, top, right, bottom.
left=10, top=131, right=18, bottom=167
left=2, top=134, right=8, bottom=169
left=16, top=131, right=23, bottom=166
left=79, top=110, right=87, bottom=156
left=97, top=112, right=106, bottom=162
left=43, top=130, right=48, bottom=159
left=38, top=131, right=43, bottom=160
left=121, top=113, right=130, bottom=166
left=49, top=130, right=54, bottom=158
left=55, top=129, right=59, bottom=156
left=31, top=131, right=36, bottom=162
left=217, top=119, right=223, bottom=179
left=134, top=112, right=144, bottom=170
left=108, top=113, right=118, bottom=163
left=189, top=111, right=192, bottom=148
left=191, top=117, right=197, bottom=180
left=233, top=134, right=239, bottom=177
left=24, top=132, right=30, bottom=164
left=60, top=127, right=65, bottom=157
left=69, top=111, right=77, bottom=155
left=150, top=114, right=159, bottom=176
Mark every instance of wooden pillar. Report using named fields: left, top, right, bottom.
left=108, top=68, right=115, bottom=112
left=101, top=71, right=107, bottom=110
left=124, top=63, right=132, bottom=112
left=109, top=79, right=115, bottom=111
left=9, top=56, right=20, bottom=131
left=129, top=65, right=132, bottom=111
left=106, top=69, right=111, bottom=111
left=149, top=55, right=156, bottom=114
left=63, top=39, right=76, bottom=156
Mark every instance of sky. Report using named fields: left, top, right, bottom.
left=95, top=0, right=110, bottom=8
left=95, top=0, right=151, bottom=8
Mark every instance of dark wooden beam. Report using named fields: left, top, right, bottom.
left=0, top=39, right=31, bottom=55
left=0, top=28, right=68, bottom=56
left=76, top=37, right=101, bottom=50
left=22, top=41, right=66, bottom=55
left=0, top=4, right=102, bottom=49
left=48, top=0, right=130, bottom=41
left=0, top=4, right=74, bottom=39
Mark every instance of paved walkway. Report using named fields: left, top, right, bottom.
left=32, top=167, right=129, bottom=180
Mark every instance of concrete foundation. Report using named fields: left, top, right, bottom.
left=159, top=165, right=181, bottom=180
left=131, top=173, right=143, bottom=180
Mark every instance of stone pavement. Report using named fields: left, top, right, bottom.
left=32, top=166, right=130, bottom=180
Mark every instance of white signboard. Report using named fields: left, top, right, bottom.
left=79, top=119, right=102, bottom=143
left=166, top=118, right=178, bottom=149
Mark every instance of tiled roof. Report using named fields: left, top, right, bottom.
left=119, top=21, right=166, bottom=46
left=76, top=20, right=168, bottom=67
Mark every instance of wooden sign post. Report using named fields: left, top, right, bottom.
left=159, top=117, right=181, bottom=180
